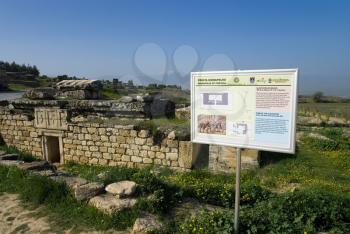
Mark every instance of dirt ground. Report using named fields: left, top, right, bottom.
left=0, top=193, right=129, bottom=234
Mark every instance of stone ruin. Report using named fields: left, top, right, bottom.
left=0, top=79, right=260, bottom=173
left=55, top=79, right=102, bottom=99
left=24, top=80, right=102, bottom=100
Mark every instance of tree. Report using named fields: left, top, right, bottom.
left=32, top=65, right=40, bottom=76
left=312, top=91, right=324, bottom=103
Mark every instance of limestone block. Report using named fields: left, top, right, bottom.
left=109, top=136, right=117, bottom=142
left=89, top=158, right=98, bottom=164
left=89, top=194, right=137, bottom=214
left=18, top=161, right=53, bottom=171
left=132, top=212, right=163, bottom=234
left=135, top=138, right=147, bottom=145
left=89, top=146, right=99, bottom=152
left=51, top=175, right=89, bottom=190
left=140, top=150, right=148, bottom=157
left=100, top=147, right=107, bottom=153
left=122, top=155, right=131, bottom=162
left=108, top=147, right=115, bottom=154
left=30, top=132, right=38, bottom=138
left=98, top=128, right=106, bottom=135
left=147, top=151, right=155, bottom=158
left=138, top=130, right=149, bottom=138
left=103, top=153, right=112, bottom=159
left=166, top=152, right=178, bottom=161
left=87, top=127, right=96, bottom=133
left=117, top=136, right=126, bottom=143
left=131, top=156, right=142, bottom=163
left=126, top=137, right=135, bottom=144
left=105, top=180, right=137, bottom=197
left=99, top=159, right=108, bottom=165
left=155, top=152, right=165, bottom=159
left=154, top=159, right=162, bottom=165
left=130, top=130, right=137, bottom=137
left=146, top=138, right=153, bottom=146
left=151, top=146, right=160, bottom=152
left=74, top=182, right=104, bottom=201
left=101, top=135, right=108, bottom=142
left=92, top=152, right=102, bottom=158
left=85, top=134, right=92, bottom=140
left=178, top=141, right=193, bottom=169
left=143, top=158, right=153, bottom=164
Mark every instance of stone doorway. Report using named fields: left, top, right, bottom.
left=45, top=136, right=60, bottom=163
left=41, top=130, right=64, bottom=164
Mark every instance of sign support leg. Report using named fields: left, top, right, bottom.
left=234, top=147, right=242, bottom=234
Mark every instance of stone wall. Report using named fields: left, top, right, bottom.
left=0, top=102, right=261, bottom=173
left=0, top=109, right=43, bottom=158
left=62, top=123, right=192, bottom=170
left=209, top=145, right=259, bottom=173
left=0, top=108, right=193, bottom=170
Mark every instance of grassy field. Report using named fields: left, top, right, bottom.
left=299, top=103, right=350, bottom=119
left=7, top=77, right=52, bottom=91
left=0, top=126, right=349, bottom=233
left=101, top=87, right=122, bottom=99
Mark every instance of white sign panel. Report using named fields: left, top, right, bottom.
left=191, top=69, right=298, bottom=153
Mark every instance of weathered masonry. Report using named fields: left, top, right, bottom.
left=0, top=98, right=259, bottom=172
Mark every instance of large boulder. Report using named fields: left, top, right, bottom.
left=24, top=87, right=56, bottom=100
left=105, top=180, right=137, bottom=197
left=132, top=212, right=163, bottom=234
left=89, top=194, right=137, bottom=214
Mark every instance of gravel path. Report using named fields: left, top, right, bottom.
left=0, top=193, right=130, bottom=234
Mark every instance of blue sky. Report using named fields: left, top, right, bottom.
left=0, top=0, right=349, bottom=95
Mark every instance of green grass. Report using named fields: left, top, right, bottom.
left=8, top=83, right=32, bottom=91
left=0, top=165, right=138, bottom=232
left=1, top=125, right=349, bottom=232
left=101, top=87, right=122, bottom=100
left=299, top=103, right=350, bottom=119
left=0, top=145, right=37, bottom=162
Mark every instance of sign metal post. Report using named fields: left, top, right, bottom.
left=234, top=147, right=241, bottom=234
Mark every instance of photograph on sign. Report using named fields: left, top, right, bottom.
left=191, top=69, right=298, bottom=153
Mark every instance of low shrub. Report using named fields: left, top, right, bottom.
left=303, top=137, right=339, bottom=151
left=180, top=189, right=350, bottom=234
left=302, top=128, right=350, bottom=151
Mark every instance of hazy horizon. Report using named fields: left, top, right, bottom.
left=0, top=0, right=349, bottom=96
